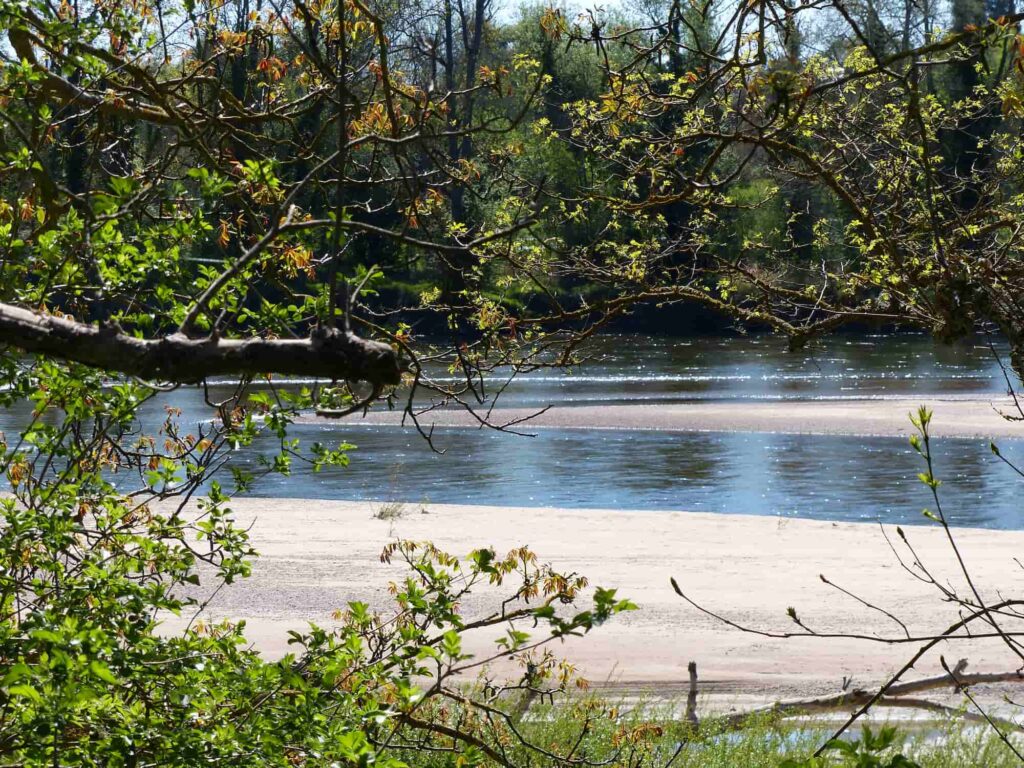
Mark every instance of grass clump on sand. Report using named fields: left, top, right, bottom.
left=391, top=691, right=1024, bottom=768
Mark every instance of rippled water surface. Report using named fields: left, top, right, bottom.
left=238, top=424, right=1024, bottom=529
left=3, top=334, right=1023, bottom=527
left=461, top=333, right=1011, bottom=406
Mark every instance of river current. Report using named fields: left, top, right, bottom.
left=3, top=334, right=1023, bottom=528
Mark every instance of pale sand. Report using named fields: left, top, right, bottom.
left=174, top=499, right=1024, bottom=708
left=302, top=396, right=1024, bottom=438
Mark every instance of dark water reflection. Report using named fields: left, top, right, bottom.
left=1, top=334, right=1021, bottom=528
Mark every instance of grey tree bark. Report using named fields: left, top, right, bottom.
left=0, top=303, right=401, bottom=385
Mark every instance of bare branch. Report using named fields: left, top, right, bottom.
left=0, top=303, right=401, bottom=385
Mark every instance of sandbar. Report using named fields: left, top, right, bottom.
left=172, top=499, right=1024, bottom=710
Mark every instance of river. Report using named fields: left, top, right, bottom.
left=3, top=333, right=1023, bottom=528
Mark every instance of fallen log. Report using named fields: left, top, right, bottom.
left=686, top=659, right=1024, bottom=732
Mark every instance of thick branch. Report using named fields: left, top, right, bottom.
left=0, top=303, right=401, bottom=385
left=718, top=692, right=1018, bottom=731
left=8, top=28, right=178, bottom=126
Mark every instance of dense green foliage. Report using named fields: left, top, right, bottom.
left=2, top=0, right=1024, bottom=763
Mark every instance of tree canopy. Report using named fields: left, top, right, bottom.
left=3, top=0, right=1024, bottom=401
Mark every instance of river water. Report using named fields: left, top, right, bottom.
left=3, top=334, right=1024, bottom=528
left=413, top=333, right=1011, bottom=406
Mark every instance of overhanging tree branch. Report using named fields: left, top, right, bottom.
left=0, top=303, right=402, bottom=385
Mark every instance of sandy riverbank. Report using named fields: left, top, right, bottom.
left=172, top=499, right=1024, bottom=709
left=300, top=396, right=1024, bottom=439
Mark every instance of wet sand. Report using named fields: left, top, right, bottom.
left=173, top=499, right=1024, bottom=709
left=302, top=396, right=1024, bottom=439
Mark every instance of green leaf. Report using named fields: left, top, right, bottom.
left=5, top=685, right=42, bottom=702
left=89, top=660, right=118, bottom=685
